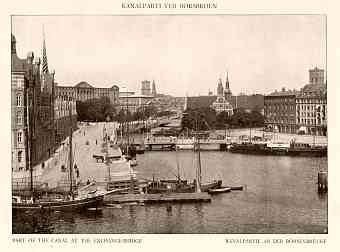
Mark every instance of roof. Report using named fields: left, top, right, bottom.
left=119, top=94, right=154, bottom=98
left=11, top=53, right=28, bottom=73
left=186, top=96, right=217, bottom=109
left=300, top=83, right=326, bottom=94
left=267, top=89, right=298, bottom=97
left=74, top=81, right=93, bottom=88
left=231, top=94, right=264, bottom=110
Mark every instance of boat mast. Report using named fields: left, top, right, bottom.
left=68, top=104, right=74, bottom=199
left=175, top=143, right=181, bottom=182
left=195, top=113, right=201, bottom=193
left=126, top=91, right=129, bottom=156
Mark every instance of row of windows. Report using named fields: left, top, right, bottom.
left=12, top=77, right=24, bottom=89
left=265, top=98, right=295, bottom=103
left=267, top=119, right=295, bottom=124
left=297, top=118, right=320, bottom=125
left=266, top=112, right=295, bottom=117
left=297, top=105, right=326, bottom=111
left=296, top=99, right=326, bottom=104
left=266, top=105, right=294, bottom=111
left=298, top=112, right=316, bottom=117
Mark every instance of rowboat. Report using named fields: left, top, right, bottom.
left=208, top=187, right=231, bottom=194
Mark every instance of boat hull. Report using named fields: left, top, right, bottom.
left=176, top=144, right=194, bottom=150
left=229, top=143, right=327, bottom=157
left=200, top=180, right=222, bottom=192
left=208, top=187, right=231, bottom=194
left=196, top=143, right=220, bottom=151
left=146, top=179, right=222, bottom=194
left=12, top=195, right=104, bottom=212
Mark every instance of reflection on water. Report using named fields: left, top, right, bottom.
left=13, top=152, right=327, bottom=234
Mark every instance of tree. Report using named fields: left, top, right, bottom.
left=76, top=96, right=117, bottom=122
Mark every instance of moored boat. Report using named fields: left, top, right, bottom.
left=200, top=180, right=222, bottom=192
left=229, top=141, right=327, bottom=157
left=208, top=186, right=231, bottom=194
left=12, top=194, right=104, bottom=211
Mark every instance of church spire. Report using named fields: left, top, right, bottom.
left=42, top=25, right=49, bottom=74
left=225, top=71, right=229, bottom=89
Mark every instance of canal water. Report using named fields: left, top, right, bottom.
left=12, top=150, right=327, bottom=234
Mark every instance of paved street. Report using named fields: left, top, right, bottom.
left=37, top=122, right=128, bottom=189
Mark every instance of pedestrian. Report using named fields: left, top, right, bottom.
left=96, top=139, right=97, bottom=145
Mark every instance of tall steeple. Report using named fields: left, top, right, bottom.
left=224, top=71, right=232, bottom=102
left=42, top=26, right=49, bottom=74
left=225, top=71, right=230, bottom=89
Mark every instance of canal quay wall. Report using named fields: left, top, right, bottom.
left=12, top=122, right=327, bottom=189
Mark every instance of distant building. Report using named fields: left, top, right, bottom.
left=59, top=81, right=119, bottom=105
left=211, top=73, right=233, bottom=115
left=264, top=88, right=298, bottom=134
left=231, top=94, right=264, bottom=114
left=54, top=84, right=77, bottom=144
left=185, top=95, right=217, bottom=110
left=141, top=80, right=151, bottom=96
left=186, top=93, right=264, bottom=113
left=186, top=72, right=262, bottom=115
left=264, top=67, right=327, bottom=135
left=296, top=67, right=327, bottom=136
left=119, top=94, right=154, bottom=113
left=119, top=91, right=135, bottom=97
left=152, top=80, right=157, bottom=97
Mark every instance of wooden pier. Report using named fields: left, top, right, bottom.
left=104, top=192, right=211, bottom=204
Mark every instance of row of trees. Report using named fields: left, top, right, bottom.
left=76, top=97, right=116, bottom=122
left=76, top=97, right=176, bottom=122
left=181, top=107, right=264, bottom=131
left=115, top=106, right=157, bottom=123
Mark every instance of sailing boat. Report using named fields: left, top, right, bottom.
left=193, top=130, right=222, bottom=192
left=146, top=140, right=194, bottom=194
left=12, top=104, right=104, bottom=211
left=146, top=114, right=222, bottom=194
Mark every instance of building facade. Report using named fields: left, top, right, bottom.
left=54, top=84, right=77, bottom=144
left=141, top=80, right=151, bottom=96
left=58, top=82, right=119, bottom=105
left=264, top=67, right=327, bottom=135
left=296, top=68, right=327, bottom=136
left=211, top=73, right=234, bottom=115
left=264, top=89, right=297, bottom=133
left=11, top=34, right=56, bottom=172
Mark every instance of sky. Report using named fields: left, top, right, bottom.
left=11, top=15, right=326, bottom=97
